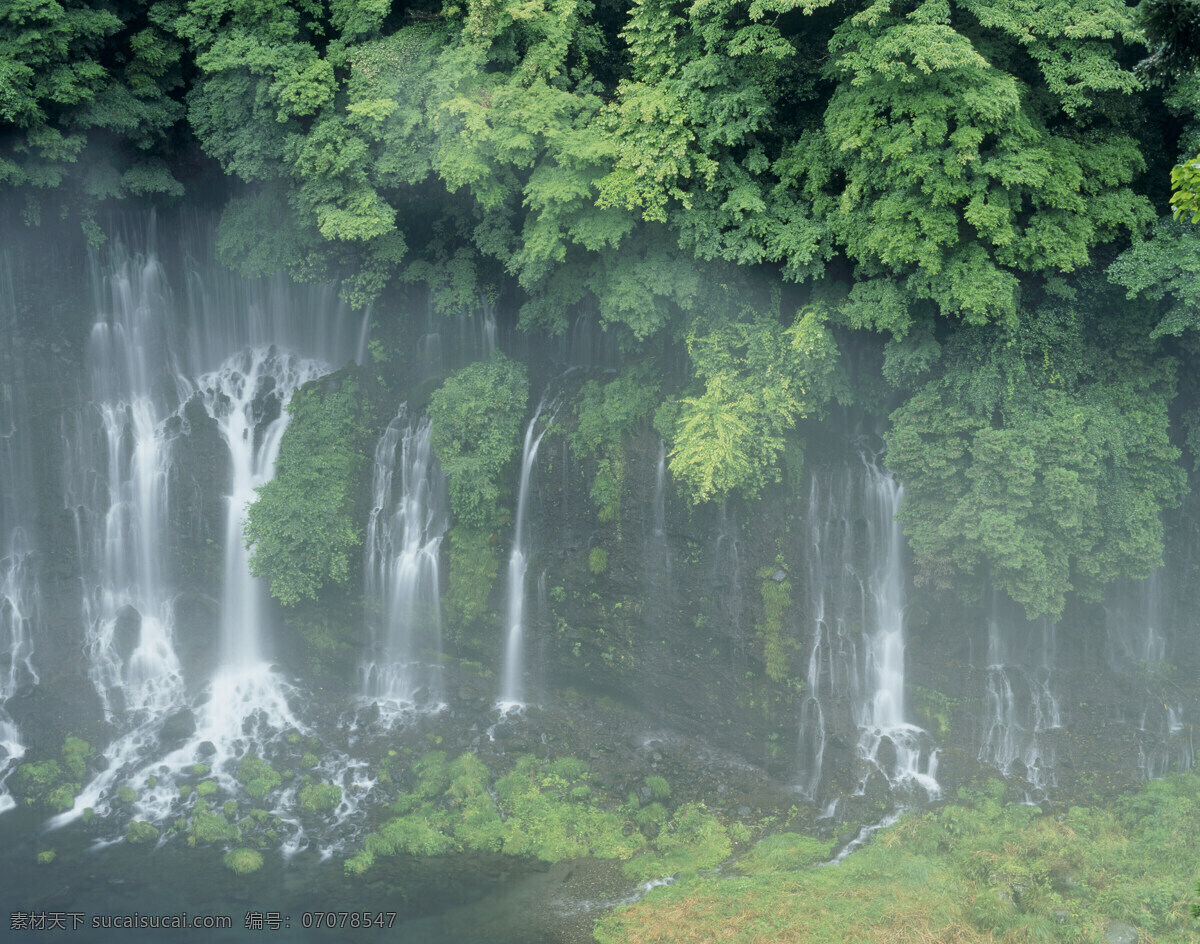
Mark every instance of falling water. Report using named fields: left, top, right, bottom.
left=362, top=410, right=449, bottom=710
left=0, top=535, right=38, bottom=813
left=1106, top=572, right=1168, bottom=671
left=192, top=348, right=325, bottom=666
left=977, top=600, right=1061, bottom=799
left=853, top=459, right=939, bottom=798
left=499, top=401, right=552, bottom=709
left=796, top=452, right=938, bottom=801
left=0, top=259, right=39, bottom=812
left=712, top=503, right=743, bottom=644
left=52, top=219, right=357, bottom=827
left=67, top=244, right=187, bottom=723
left=1107, top=572, right=1193, bottom=779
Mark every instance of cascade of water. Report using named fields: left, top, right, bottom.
left=0, top=260, right=39, bottom=812
left=191, top=348, right=325, bottom=666
left=499, top=400, right=553, bottom=709
left=177, top=348, right=327, bottom=743
left=642, top=441, right=674, bottom=646
left=69, top=245, right=187, bottom=722
left=56, top=347, right=328, bottom=829
left=1137, top=705, right=1194, bottom=780
left=361, top=410, right=449, bottom=710
left=713, top=503, right=743, bottom=642
left=1105, top=572, right=1168, bottom=670
left=482, top=305, right=498, bottom=359
left=853, top=458, right=939, bottom=798
left=652, top=441, right=667, bottom=540
left=796, top=453, right=938, bottom=801
left=796, top=473, right=834, bottom=799
left=51, top=219, right=357, bottom=829
left=977, top=601, right=1061, bottom=799
left=49, top=241, right=196, bottom=826
left=0, top=532, right=39, bottom=812
left=1106, top=571, right=1193, bottom=779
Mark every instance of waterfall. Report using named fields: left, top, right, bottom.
left=0, top=258, right=39, bottom=812
left=1106, top=572, right=1193, bottom=779
left=68, top=245, right=187, bottom=723
left=51, top=241, right=193, bottom=826
left=499, top=400, right=552, bottom=709
left=1106, top=572, right=1168, bottom=671
left=0, top=534, right=38, bottom=813
left=51, top=219, right=356, bottom=827
left=652, top=441, right=667, bottom=540
left=853, top=458, right=939, bottom=798
left=190, top=347, right=325, bottom=667
left=796, top=473, right=833, bottom=800
left=977, top=600, right=1061, bottom=799
left=713, top=503, right=743, bottom=640
left=362, top=409, right=449, bottom=710
left=797, top=452, right=939, bottom=801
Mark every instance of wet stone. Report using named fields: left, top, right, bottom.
left=159, top=709, right=196, bottom=744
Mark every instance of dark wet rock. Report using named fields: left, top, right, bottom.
left=159, top=709, right=196, bottom=744
left=875, top=736, right=897, bottom=772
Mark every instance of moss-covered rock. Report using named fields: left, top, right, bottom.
left=127, top=820, right=161, bottom=844
left=223, top=848, right=264, bottom=875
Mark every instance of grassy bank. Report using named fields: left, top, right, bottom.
left=595, top=775, right=1200, bottom=944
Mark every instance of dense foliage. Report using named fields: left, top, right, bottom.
left=5, top=0, right=1200, bottom=619
left=244, top=369, right=375, bottom=605
left=428, top=354, right=529, bottom=530
left=886, top=302, right=1186, bottom=619
left=570, top=365, right=660, bottom=521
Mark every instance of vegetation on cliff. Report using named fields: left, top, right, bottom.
left=244, top=368, right=376, bottom=606
left=5, top=0, right=1200, bottom=619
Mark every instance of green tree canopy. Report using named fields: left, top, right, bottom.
left=886, top=303, right=1185, bottom=619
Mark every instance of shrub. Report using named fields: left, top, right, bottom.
left=61, top=736, right=92, bottom=780
left=645, top=776, right=671, bottom=802
left=245, top=368, right=374, bottom=605
left=223, top=848, right=264, bottom=875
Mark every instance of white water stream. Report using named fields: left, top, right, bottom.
left=499, top=401, right=553, bottom=710
left=797, top=451, right=939, bottom=802
left=50, top=226, right=363, bottom=830
left=361, top=410, right=449, bottom=711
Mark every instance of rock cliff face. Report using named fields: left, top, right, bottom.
left=502, top=416, right=1198, bottom=806
left=1, top=218, right=1195, bottom=816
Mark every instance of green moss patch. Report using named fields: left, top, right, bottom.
left=223, top=848, right=264, bottom=875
